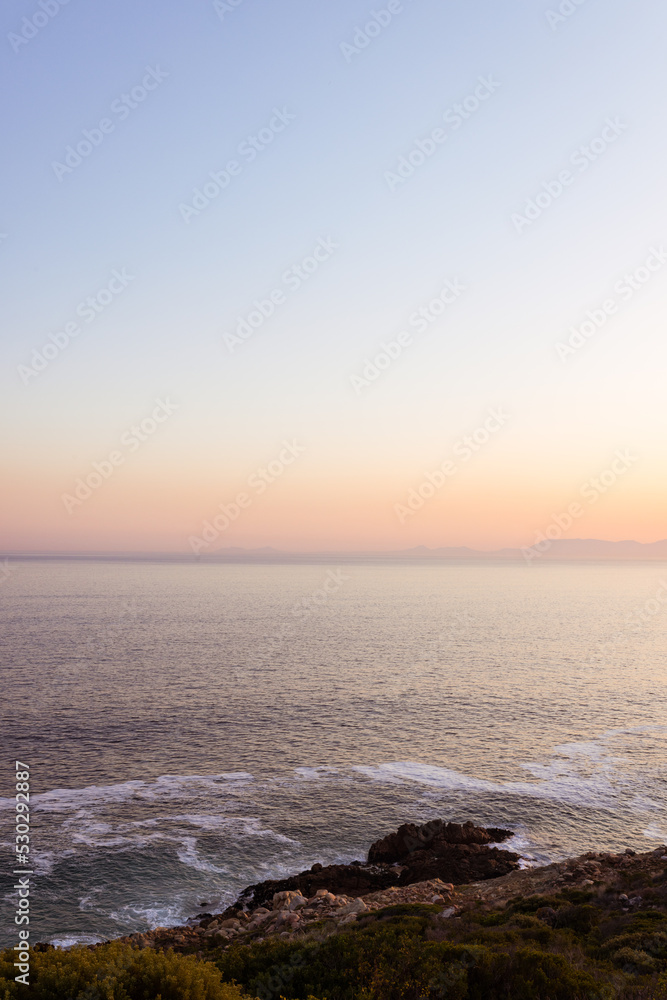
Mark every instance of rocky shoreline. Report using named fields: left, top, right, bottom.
left=231, top=819, right=519, bottom=911
left=63, top=819, right=666, bottom=958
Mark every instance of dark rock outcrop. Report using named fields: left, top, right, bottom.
left=368, top=819, right=513, bottom=864
left=231, top=862, right=398, bottom=912
left=395, top=843, right=519, bottom=886
left=226, top=819, right=519, bottom=913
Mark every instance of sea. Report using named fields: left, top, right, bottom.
left=1, top=558, right=666, bottom=948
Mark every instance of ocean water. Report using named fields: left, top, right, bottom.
left=1, top=558, right=666, bottom=948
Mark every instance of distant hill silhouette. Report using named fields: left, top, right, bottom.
left=4, top=540, right=667, bottom=562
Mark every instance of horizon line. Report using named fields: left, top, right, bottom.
left=3, top=538, right=667, bottom=564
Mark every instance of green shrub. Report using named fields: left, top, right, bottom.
left=612, top=947, right=659, bottom=975
left=5, top=889, right=667, bottom=1000
left=218, top=909, right=446, bottom=1000
left=555, top=904, right=600, bottom=934
left=216, top=907, right=613, bottom=999
left=0, top=942, right=254, bottom=1000
left=465, top=946, right=612, bottom=1000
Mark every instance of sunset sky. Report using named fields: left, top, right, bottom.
left=2, top=0, right=666, bottom=553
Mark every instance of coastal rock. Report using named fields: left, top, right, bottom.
left=228, top=818, right=519, bottom=912
left=272, top=890, right=306, bottom=911
left=395, top=843, right=519, bottom=886
left=368, top=819, right=513, bottom=863
left=232, top=862, right=399, bottom=911
left=339, top=897, right=368, bottom=916
left=78, top=845, right=667, bottom=957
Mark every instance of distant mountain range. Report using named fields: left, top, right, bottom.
left=393, top=539, right=667, bottom=561
left=5, top=540, right=667, bottom=562
left=197, top=539, right=667, bottom=562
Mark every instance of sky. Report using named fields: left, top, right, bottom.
left=1, top=0, right=666, bottom=553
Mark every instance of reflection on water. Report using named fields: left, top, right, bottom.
left=1, top=559, right=666, bottom=946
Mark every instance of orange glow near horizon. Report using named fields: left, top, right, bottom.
left=1, top=455, right=664, bottom=553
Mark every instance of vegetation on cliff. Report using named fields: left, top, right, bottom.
left=3, top=876, right=667, bottom=999
left=213, top=884, right=667, bottom=1000
left=2, top=824, right=665, bottom=999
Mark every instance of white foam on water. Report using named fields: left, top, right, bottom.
left=176, top=836, right=233, bottom=874
left=604, top=724, right=667, bottom=738
left=33, top=780, right=148, bottom=813
left=31, top=851, right=65, bottom=875
left=71, top=830, right=165, bottom=849
left=643, top=824, right=667, bottom=840
left=551, top=741, right=616, bottom=762
left=295, top=766, right=341, bottom=779
left=490, top=831, right=552, bottom=867
left=50, top=934, right=107, bottom=949
left=78, top=887, right=105, bottom=912
left=10, top=771, right=255, bottom=815
left=355, top=761, right=496, bottom=792
left=152, top=772, right=254, bottom=790
left=353, top=733, right=665, bottom=818
left=168, top=813, right=296, bottom=842
left=629, top=796, right=664, bottom=813
left=2, top=725, right=664, bottom=948
left=0, top=771, right=281, bottom=870
left=56, top=810, right=298, bottom=854
left=70, top=819, right=113, bottom=837
left=107, top=898, right=194, bottom=931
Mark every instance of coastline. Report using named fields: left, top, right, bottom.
left=103, top=845, right=667, bottom=956
left=13, top=821, right=667, bottom=999
left=36, top=820, right=667, bottom=954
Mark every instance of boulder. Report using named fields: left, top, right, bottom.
left=396, top=843, right=519, bottom=886
left=339, top=897, right=368, bottom=916
left=272, top=890, right=306, bottom=911
left=233, top=862, right=399, bottom=911
left=226, top=818, right=519, bottom=914
left=368, top=819, right=513, bottom=864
